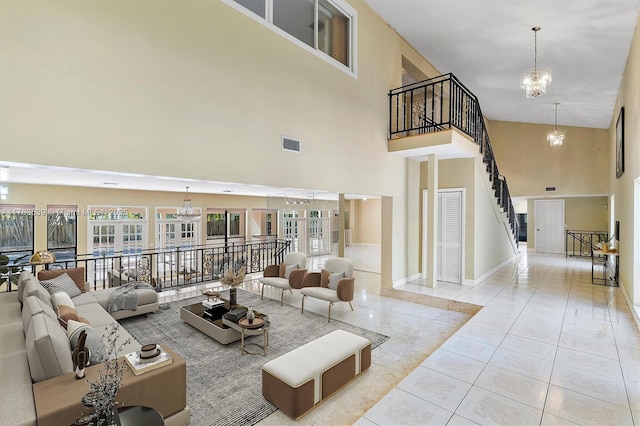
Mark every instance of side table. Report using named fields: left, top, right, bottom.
left=222, top=316, right=270, bottom=355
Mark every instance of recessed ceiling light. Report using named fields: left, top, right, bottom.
left=223, top=190, right=233, bottom=193
left=103, top=182, right=119, bottom=185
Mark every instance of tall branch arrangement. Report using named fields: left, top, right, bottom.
left=220, top=266, right=246, bottom=288
left=88, top=323, right=131, bottom=425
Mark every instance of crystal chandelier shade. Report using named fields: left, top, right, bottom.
left=547, top=102, right=565, bottom=147
left=521, top=27, right=552, bottom=98
left=177, top=186, right=200, bottom=221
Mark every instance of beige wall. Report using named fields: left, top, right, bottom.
left=0, top=0, right=444, bottom=284
left=352, top=198, right=381, bottom=245
left=488, top=121, right=609, bottom=197
left=420, top=157, right=516, bottom=281
left=610, top=15, right=640, bottom=305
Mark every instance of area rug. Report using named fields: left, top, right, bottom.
left=118, top=289, right=388, bottom=426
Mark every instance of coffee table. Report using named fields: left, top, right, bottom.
left=180, top=300, right=268, bottom=345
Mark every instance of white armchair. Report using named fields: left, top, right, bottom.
left=300, top=258, right=354, bottom=322
left=259, top=252, right=308, bottom=306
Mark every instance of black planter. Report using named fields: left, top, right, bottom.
left=229, top=288, right=237, bottom=306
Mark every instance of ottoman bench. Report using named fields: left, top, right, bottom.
left=262, top=329, right=371, bottom=419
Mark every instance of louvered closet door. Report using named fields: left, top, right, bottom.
left=436, top=191, right=462, bottom=284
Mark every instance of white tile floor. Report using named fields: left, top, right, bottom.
left=159, top=247, right=640, bottom=425
left=360, top=248, right=640, bottom=426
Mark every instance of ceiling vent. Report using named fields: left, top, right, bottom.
left=545, top=186, right=556, bottom=192
left=282, top=136, right=301, bottom=153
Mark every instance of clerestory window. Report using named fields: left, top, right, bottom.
left=229, top=0, right=356, bottom=72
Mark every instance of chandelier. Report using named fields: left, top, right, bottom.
left=521, top=27, right=552, bottom=98
left=547, top=102, right=566, bottom=147
left=177, top=186, right=200, bottom=221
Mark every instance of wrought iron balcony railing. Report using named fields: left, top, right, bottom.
left=3, top=239, right=292, bottom=292
left=389, top=73, right=519, bottom=243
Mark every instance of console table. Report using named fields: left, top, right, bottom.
left=591, top=250, right=619, bottom=286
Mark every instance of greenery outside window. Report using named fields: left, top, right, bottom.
left=0, top=204, right=34, bottom=263
left=47, top=205, right=77, bottom=265
left=207, top=209, right=246, bottom=242
left=230, top=0, right=355, bottom=71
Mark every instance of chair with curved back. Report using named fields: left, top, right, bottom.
left=300, top=257, right=354, bottom=322
left=259, top=252, right=307, bottom=306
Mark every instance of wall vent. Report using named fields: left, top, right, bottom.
left=545, top=186, right=556, bottom=192
left=282, top=136, right=301, bottom=153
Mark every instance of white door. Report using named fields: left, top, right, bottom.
left=535, top=200, right=565, bottom=254
left=437, top=191, right=463, bottom=284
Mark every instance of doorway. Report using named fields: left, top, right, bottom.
left=534, top=199, right=565, bottom=254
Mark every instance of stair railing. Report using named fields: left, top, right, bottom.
left=389, top=73, right=519, bottom=244
left=565, top=230, right=608, bottom=257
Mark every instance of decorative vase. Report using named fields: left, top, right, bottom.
left=229, top=288, right=237, bottom=306
left=247, top=306, right=255, bottom=324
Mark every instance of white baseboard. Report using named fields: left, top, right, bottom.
left=618, top=283, right=640, bottom=332
left=392, top=273, right=421, bottom=288
left=464, top=254, right=517, bottom=286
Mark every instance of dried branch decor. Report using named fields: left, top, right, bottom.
left=87, top=323, right=131, bottom=425
left=220, top=266, right=246, bottom=288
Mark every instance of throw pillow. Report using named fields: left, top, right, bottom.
left=51, top=291, right=75, bottom=310
left=320, top=269, right=331, bottom=288
left=284, top=264, right=298, bottom=280
left=25, top=312, right=74, bottom=382
left=40, top=273, right=81, bottom=298
left=38, top=267, right=87, bottom=293
left=328, top=272, right=345, bottom=290
left=67, top=320, right=108, bottom=365
left=56, top=305, right=90, bottom=328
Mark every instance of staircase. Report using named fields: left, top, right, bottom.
left=389, top=73, right=519, bottom=244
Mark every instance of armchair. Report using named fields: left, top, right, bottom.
left=300, top=258, right=354, bottom=322
left=259, top=252, right=307, bottom=306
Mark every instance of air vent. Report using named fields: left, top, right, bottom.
left=282, top=136, right=301, bottom=153
left=545, top=186, right=556, bottom=192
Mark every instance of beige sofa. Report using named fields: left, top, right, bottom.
left=0, top=269, right=190, bottom=426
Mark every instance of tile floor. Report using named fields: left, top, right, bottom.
left=159, top=247, right=640, bottom=426
left=360, top=249, right=640, bottom=426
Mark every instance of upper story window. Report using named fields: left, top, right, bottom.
left=231, top=0, right=356, bottom=72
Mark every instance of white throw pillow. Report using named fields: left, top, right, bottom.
left=51, top=291, right=75, bottom=310
left=67, top=320, right=108, bottom=365
left=328, top=272, right=345, bottom=290
left=284, top=264, right=298, bottom=279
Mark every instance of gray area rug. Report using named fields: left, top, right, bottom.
left=119, top=289, right=389, bottom=426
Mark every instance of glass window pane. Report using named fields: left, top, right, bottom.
left=318, top=0, right=349, bottom=66
left=234, top=0, right=266, bottom=18
left=273, top=0, right=314, bottom=48
left=0, top=209, right=34, bottom=253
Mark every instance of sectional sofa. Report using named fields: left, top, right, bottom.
left=0, top=268, right=190, bottom=425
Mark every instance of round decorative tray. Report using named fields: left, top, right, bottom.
left=238, top=317, right=265, bottom=329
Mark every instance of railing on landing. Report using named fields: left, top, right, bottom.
left=389, top=73, right=519, bottom=243
left=4, top=239, right=292, bottom=292
left=565, top=230, right=608, bottom=258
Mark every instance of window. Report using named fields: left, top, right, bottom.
left=0, top=204, right=34, bottom=263
left=47, top=205, right=77, bottom=264
left=230, top=0, right=355, bottom=71
left=206, top=209, right=246, bottom=242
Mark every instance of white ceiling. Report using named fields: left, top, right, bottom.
left=4, top=2, right=638, bottom=198
left=364, top=0, right=640, bottom=129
